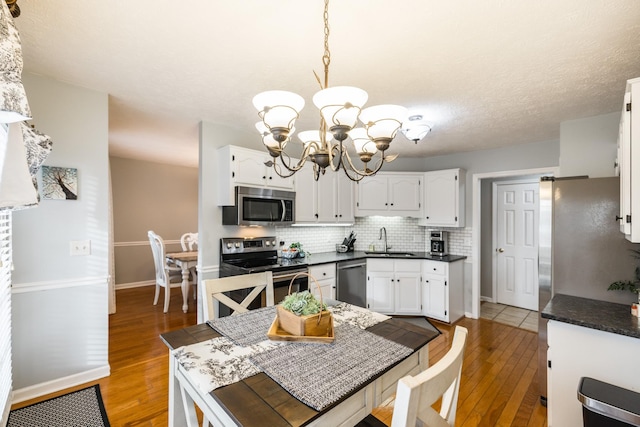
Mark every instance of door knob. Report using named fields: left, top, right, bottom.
left=496, top=248, right=504, bottom=253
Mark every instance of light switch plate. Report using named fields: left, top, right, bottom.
left=70, top=240, right=91, bottom=256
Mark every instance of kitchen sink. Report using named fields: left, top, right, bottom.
left=364, top=251, right=416, bottom=257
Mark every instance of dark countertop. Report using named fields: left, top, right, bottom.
left=291, top=251, right=467, bottom=267
left=542, top=293, right=640, bottom=339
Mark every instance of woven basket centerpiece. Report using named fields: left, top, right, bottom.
left=269, top=272, right=334, bottom=342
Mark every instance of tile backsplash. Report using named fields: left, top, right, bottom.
left=277, top=218, right=472, bottom=258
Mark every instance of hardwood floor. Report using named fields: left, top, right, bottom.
left=12, top=287, right=547, bottom=426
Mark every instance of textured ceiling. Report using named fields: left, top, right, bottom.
left=13, top=0, right=640, bottom=168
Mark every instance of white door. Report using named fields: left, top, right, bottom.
left=494, top=181, right=539, bottom=311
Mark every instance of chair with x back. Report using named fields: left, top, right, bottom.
left=148, top=230, right=183, bottom=312
left=358, top=325, right=468, bottom=427
left=202, top=271, right=274, bottom=320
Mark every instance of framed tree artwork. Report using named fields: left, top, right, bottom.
left=41, top=166, right=78, bottom=200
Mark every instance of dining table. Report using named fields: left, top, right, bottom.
left=165, top=251, right=198, bottom=313
left=160, top=302, right=440, bottom=427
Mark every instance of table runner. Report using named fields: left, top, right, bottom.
left=251, top=322, right=413, bottom=410
left=174, top=303, right=411, bottom=410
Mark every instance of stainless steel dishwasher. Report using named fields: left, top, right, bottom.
left=336, top=259, right=367, bottom=307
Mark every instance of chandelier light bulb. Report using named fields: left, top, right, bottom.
left=313, top=86, right=368, bottom=140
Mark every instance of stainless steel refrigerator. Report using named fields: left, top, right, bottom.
left=538, top=176, right=639, bottom=404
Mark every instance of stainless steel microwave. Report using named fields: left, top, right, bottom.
left=222, top=186, right=295, bottom=226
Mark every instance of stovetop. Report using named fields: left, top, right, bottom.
left=220, top=236, right=308, bottom=276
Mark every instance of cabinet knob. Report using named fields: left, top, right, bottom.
left=390, top=203, right=394, bottom=206
left=426, top=216, right=429, bottom=219
left=616, top=215, right=623, bottom=221
left=263, top=176, right=266, bottom=179
left=385, top=203, right=388, bottom=206
left=269, top=176, right=273, bottom=180
left=323, top=272, right=326, bottom=276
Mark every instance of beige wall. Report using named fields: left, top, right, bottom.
left=111, top=156, right=198, bottom=286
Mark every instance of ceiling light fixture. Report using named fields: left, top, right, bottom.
left=401, top=115, right=433, bottom=144
left=252, top=0, right=408, bottom=181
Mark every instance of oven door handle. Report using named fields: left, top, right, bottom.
left=272, top=270, right=308, bottom=283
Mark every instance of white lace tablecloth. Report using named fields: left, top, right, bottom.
left=172, top=303, right=393, bottom=398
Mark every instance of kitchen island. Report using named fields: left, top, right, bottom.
left=542, top=294, right=640, bottom=426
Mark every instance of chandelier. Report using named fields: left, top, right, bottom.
left=252, top=0, right=409, bottom=182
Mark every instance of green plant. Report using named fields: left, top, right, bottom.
left=608, top=249, right=640, bottom=301
left=281, top=290, right=326, bottom=316
left=289, top=242, right=309, bottom=257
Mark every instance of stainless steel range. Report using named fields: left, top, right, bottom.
left=219, top=237, right=309, bottom=315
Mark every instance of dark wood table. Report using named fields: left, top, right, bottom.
left=161, top=315, right=439, bottom=427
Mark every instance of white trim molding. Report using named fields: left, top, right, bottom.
left=114, top=240, right=180, bottom=247
left=11, top=276, right=109, bottom=294
left=11, top=365, right=110, bottom=404
left=115, top=280, right=155, bottom=290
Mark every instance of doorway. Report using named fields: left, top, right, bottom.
left=470, top=166, right=558, bottom=319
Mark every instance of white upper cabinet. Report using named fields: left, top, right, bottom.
left=294, top=164, right=355, bottom=225
left=355, top=173, right=422, bottom=217
left=618, top=77, right=640, bottom=242
left=217, top=145, right=295, bottom=205
left=419, top=168, right=466, bottom=227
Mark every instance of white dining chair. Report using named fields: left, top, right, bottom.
left=202, top=271, right=274, bottom=321
left=180, top=232, right=199, bottom=292
left=148, top=230, right=183, bottom=313
left=357, top=325, right=468, bottom=427
left=180, top=232, right=198, bottom=251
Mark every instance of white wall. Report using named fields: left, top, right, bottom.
left=11, top=73, right=110, bottom=400
left=559, top=112, right=619, bottom=178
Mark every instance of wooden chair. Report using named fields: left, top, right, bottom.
left=358, top=325, right=468, bottom=427
left=202, top=271, right=274, bottom=320
left=148, top=230, right=183, bottom=312
left=200, top=272, right=274, bottom=427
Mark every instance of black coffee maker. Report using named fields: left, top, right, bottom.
left=429, top=231, right=447, bottom=256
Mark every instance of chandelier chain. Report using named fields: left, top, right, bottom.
left=322, top=0, right=330, bottom=89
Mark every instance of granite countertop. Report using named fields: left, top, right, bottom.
left=289, top=251, right=467, bottom=267
left=542, top=293, right=640, bottom=339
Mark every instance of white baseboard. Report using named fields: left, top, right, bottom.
left=480, top=296, right=494, bottom=302
left=11, top=365, right=110, bottom=404
left=115, top=280, right=154, bottom=290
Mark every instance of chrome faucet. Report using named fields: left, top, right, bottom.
left=379, top=227, right=390, bottom=252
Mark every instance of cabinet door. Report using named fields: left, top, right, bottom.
left=424, top=275, right=448, bottom=321
left=336, top=172, right=355, bottom=223
left=388, top=175, right=421, bottom=213
left=357, top=176, right=388, bottom=212
left=294, top=162, right=318, bottom=223
left=395, top=272, right=422, bottom=314
left=267, top=160, right=295, bottom=190
left=423, top=169, right=460, bottom=227
left=317, top=172, right=337, bottom=222
left=234, top=149, right=268, bottom=187
left=311, top=279, right=335, bottom=301
left=366, top=271, right=394, bottom=313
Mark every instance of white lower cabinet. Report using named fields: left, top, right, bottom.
left=547, top=320, right=640, bottom=427
left=309, top=263, right=336, bottom=301
left=366, top=259, right=421, bottom=315
left=422, top=260, right=464, bottom=323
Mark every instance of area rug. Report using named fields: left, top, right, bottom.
left=7, top=384, right=110, bottom=427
